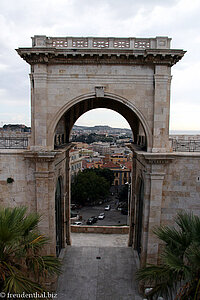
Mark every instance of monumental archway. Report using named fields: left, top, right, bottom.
left=52, top=92, right=151, bottom=150
left=17, top=36, right=185, bottom=264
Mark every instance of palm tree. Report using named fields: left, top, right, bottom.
left=136, top=212, right=200, bottom=300
left=0, top=206, right=61, bottom=294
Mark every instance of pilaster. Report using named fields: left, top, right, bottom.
left=152, top=65, right=172, bottom=152
left=24, top=151, right=58, bottom=255
left=146, top=172, right=165, bottom=264
left=139, top=152, right=174, bottom=265
left=30, top=65, right=48, bottom=150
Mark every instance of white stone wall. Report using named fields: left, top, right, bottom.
left=162, top=153, right=200, bottom=224
left=0, top=150, right=36, bottom=212
left=30, top=63, right=172, bottom=152
left=133, top=150, right=200, bottom=265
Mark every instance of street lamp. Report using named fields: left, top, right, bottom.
left=125, top=182, right=131, bottom=225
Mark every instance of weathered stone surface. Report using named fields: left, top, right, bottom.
left=2, top=35, right=197, bottom=268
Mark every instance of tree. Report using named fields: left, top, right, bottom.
left=94, top=168, right=114, bottom=187
left=71, top=169, right=110, bottom=205
left=136, top=212, right=200, bottom=300
left=0, top=206, right=61, bottom=294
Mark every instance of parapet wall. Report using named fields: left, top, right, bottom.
left=71, top=225, right=129, bottom=234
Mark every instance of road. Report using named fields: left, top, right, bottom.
left=71, top=197, right=128, bottom=226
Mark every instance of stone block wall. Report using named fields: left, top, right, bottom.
left=133, top=150, right=200, bottom=265
left=0, top=150, right=35, bottom=212
left=162, top=153, right=200, bottom=224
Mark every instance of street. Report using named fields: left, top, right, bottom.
left=71, top=196, right=128, bottom=226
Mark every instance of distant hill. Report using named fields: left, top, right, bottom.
left=72, top=124, right=132, bottom=133
left=2, top=124, right=31, bottom=132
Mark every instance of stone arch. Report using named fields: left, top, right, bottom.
left=47, top=92, right=152, bottom=151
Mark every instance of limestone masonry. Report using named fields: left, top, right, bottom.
left=1, top=36, right=199, bottom=266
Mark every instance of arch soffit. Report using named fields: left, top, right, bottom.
left=48, top=92, right=152, bottom=148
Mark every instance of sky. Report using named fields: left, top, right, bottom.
left=0, top=0, right=200, bottom=131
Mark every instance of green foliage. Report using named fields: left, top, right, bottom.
left=72, top=133, right=114, bottom=144
left=93, top=168, right=114, bottom=187
left=0, top=206, right=61, bottom=294
left=136, top=212, right=200, bottom=300
left=71, top=169, right=110, bottom=205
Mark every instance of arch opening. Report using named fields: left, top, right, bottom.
left=53, top=95, right=149, bottom=249
left=53, top=95, right=149, bottom=151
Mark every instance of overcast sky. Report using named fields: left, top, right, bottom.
left=0, top=0, right=200, bottom=131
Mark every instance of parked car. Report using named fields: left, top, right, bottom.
left=86, top=218, right=95, bottom=225
left=104, top=205, right=111, bottom=211
left=73, top=221, right=82, bottom=225
left=91, top=216, right=98, bottom=223
left=98, top=213, right=105, bottom=220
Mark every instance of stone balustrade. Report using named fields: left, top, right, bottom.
left=0, top=136, right=29, bottom=149
left=171, top=138, right=200, bottom=152
left=32, top=35, right=171, bottom=50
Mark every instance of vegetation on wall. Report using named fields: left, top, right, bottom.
left=136, top=212, right=200, bottom=300
left=0, top=206, right=61, bottom=294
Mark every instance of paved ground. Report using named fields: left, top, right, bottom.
left=71, top=198, right=127, bottom=226
left=56, top=233, right=142, bottom=300
left=71, top=233, right=129, bottom=247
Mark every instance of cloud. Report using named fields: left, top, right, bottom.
left=0, top=0, right=200, bottom=130
left=76, top=109, right=130, bottom=129
left=170, top=103, right=200, bottom=130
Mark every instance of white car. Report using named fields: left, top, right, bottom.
left=104, top=205, right=111, bottom=211
left=73, top=221, right=82, bottom=225
left=98, top=213, right=105, bottom=220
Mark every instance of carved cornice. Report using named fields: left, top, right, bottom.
left=34, top=171, right=55, bottom=178
left=143, top=153, right=174, bottom=165
left=23, top=150, right=60, bottom=162
left=16, top=48, right=186, bottom=67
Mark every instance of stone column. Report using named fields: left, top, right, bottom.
left=25, top=151, right=58, bottom=255
left=30, top=65, right=48, bottom=150
left=140, top=153, right=173, bottom=266
left=146, top=172, right=165, bottom=264
left=152, top=65, right=172, bottom=153
left=35, top=169, right=56, bottom=255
